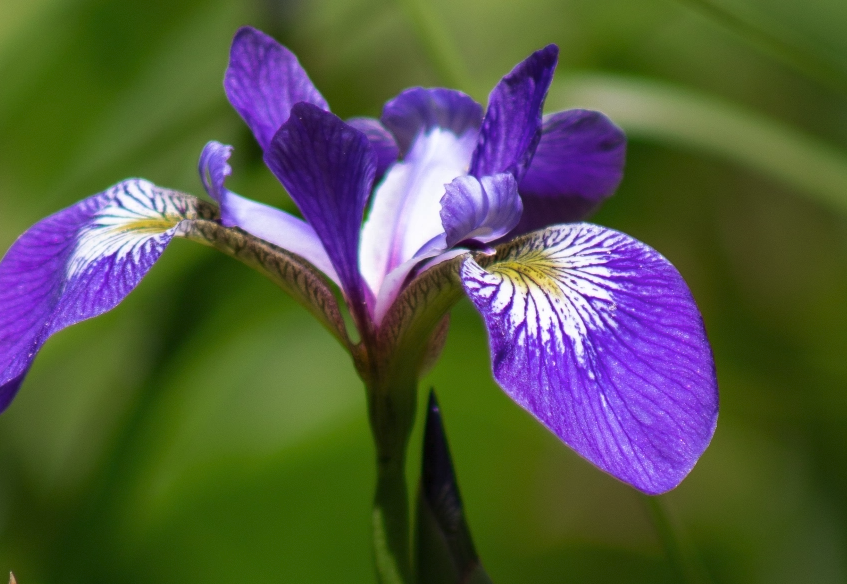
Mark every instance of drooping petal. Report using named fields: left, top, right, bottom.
left=265, top=102, right=375, bottom=305
left=440, top=174, right=523, bottom=248
left=0, top=180, right=209, bottom=413
left=461, top=224, right=718, bottom=494
left=346, top=117, right=399, bottom=180
left=469, top=45, right=558, bottom=181
left=198, top=141, right=339, bottom=283
left=514, top=110, right=626, bottom=235
left=224, top=26, right=328, bottom=151
left=359, top=89, right=482, bottom=299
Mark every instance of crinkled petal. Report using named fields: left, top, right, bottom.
left=265, top=102, right=375, bottom=305
left=198, top=141, right=338, bottom=283
left=224, top=26, right=328, bottom=151
left=359, top=88, right=482, bottom=299
left=346, top=117, right=399, bottom=181
left=514, top=110, right=626, bottom=235
left=461, top=224, right=718, bottom=494
left=0, top=180, right=206, bottom=413
left=469, top=45, right=558, bottom=181
left=441, top=174, right=523, bottom=248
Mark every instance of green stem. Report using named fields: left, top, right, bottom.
left=373, top=455, right=413, bottom=584
left=364, top=369, right=419, bottom=584
left=642, top=495, right=710, bottom=584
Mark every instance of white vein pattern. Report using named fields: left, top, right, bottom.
left=0, top=179, right=201, bottom=411
left=461, top=223, right=718, bottom=493
left=67, top=179, right=194, bottom=280
left=463, top=224, right=619, bottom=367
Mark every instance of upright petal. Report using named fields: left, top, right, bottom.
left=0, top=180, right=209, bottom=413
left=514, top=110, right=626, bottom=235
left=469, top=45, right=558, bottom=181
left=359, top=89, right=482, bottom=299
left=346, top=118, right=399, bottom=181
left=198, top=141, right=339, bottom=283
left=440, top=173, right=523, bottom=249
left=382, top=88, right=483, bottom=156
left=265, top=103, right=375, bottom=305
left=461, top=224, right=718, bottom=494
left=224, top=26, right=328, bottom=151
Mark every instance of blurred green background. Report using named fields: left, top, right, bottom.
left=2, top=0, right=847, bottom=581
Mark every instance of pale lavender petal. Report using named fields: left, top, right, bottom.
left=198, top=141, right=338, bottom=283
left=360, top=89, right=482, bottom=299
left=461, top=224, right=718, bottom=494
left=440, top=174, right=523, bottom=248
left=372, top=244, right=445, bottom=325
left=0, top=180, right=202, bottom=413
left=469, top=45, right=558, bottom=181
left=346, top=117, right=399, bottom=180
left=224, top=26, right=328, bottom=151
left=265, top=102, right=374, bottom=304
left=381, top=88, right=482, bottom=156
left=514, top=110, right=626, bottom=235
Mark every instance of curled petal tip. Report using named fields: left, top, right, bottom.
left=198, top=140, right=233, bottom=204
left=440, top=173, right=522, bottom=249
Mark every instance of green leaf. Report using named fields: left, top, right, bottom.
left=415, top=391, right=493, bottom=584
left=548, top=74, right=847, bottom=215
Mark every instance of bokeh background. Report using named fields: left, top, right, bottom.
left=2, top=0, right=847, bottom=581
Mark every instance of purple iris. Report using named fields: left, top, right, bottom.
left=0, top=26, right=717, bottom=495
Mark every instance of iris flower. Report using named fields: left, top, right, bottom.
left=0, top=26, right=717, bottom=498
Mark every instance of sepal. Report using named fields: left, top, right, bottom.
left=0, top=180, right=215, bottom=413
left=182, top=220, right=350, bottom=348
left=461, top=224, right=718, bottom=494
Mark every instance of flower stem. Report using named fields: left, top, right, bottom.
left=364, top=368, right=419, bottom=584
left=373, top=454, right=413, bottom=584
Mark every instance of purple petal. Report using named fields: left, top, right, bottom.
left=0, top=180, right=202, bottom=413
left=224, top=26, right=328, bottom=151
left=346, top=118, right=399, bottom=181
left=441, top=174, right=523, bottom=248
left=360, top=89, right=482, bottom=300
left=198, top=141, right=339, bottom=283
left=469, top=45, right=558, bottom=181
left=461, top=224, right=718, bottom=494
left=381, top=88, right=483, bottom=156
left=514, top=110, right=626, bottom=235
left=265, top=102, right=375, bottom=305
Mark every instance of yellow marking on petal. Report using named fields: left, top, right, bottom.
left=489, top=253, right=563, bottom=294
left=110, top=216, right=182, bottom=235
